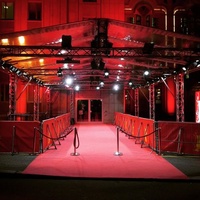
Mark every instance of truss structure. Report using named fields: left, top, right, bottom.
left=149, top=84, right=155, bottom=120
left=1, top=45, right=200, bottom=59
left=176, top=73, right=184, bottom=122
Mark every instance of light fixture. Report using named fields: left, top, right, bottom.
left=142, top=42, right=154, bottom=54
left=75, top=85, right=80, bottom=91
left=128, top=81, right=133, bottom=86
left=143, top=70, right=150, bottom=76
left=57, top=68, right=63, bottom=77
left=9, top=65, right=17, bottom=73
left=104, top=69, right=109, bottom=77
left=99, top=81, right=104, bottom=87
left=65, top=75, right=73, bottom=86
left=113, top=84, right=120, bottom=91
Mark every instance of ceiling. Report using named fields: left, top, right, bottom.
left=1, top=18, right=200, bottom=90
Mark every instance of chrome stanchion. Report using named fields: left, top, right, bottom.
left=70, top=127, right=80, bottom=156
left=114, top=127, right=123, bottom=156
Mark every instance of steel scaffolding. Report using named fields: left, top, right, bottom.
left=33, top=85, right=40, bottom=121
left=176, top=73, right=184, bottom=122
left=149, top=84, right=155, bottom=120
left=8, top=73, right=17, bottom=120
left=134, top=88, right=139, bottom=116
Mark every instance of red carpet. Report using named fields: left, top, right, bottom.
left=23, top=124, right=187, bottom=179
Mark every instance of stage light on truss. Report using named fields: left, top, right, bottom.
left=104, top=69, right=109, bottom=77
left=75, top=85, right=80, bottom=91
left=113, top=84, right=120, bottom=91
left=128, top=81, right=133, bottom=86
left=99, top=81, right=104, bottom=87
left=9, top=65, right=17, bottom=73
left=96, top=86, right=100, bottom=90
left=142, top=42, right=154, bottom=54
left=57, top=68, right=63, bottom=77
left=143, top=70, right=150, bottom=76
left=65, top=75, right=74, bottom=86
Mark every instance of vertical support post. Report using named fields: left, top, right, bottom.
left=45, top=87, right=51, bottom=119
left=33, top=85, right=40, bottom=121
left=149, top=84, right=155, bottom=120
left=114, top=127, right=123, bottom=156
left=8, top=73, right=17, bottom=120
left=176, top=73, right=184, bottom=122
left=70, top=90, right=75, bottom=123
left=134, top=88, right=139, bottom=116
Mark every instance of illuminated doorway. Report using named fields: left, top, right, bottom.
left=77, top=99, right=102, bottom=122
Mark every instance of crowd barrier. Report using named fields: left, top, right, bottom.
left=0, top=121, right=41, bottom=154
left=115, top=112, right=155, bottom=149
left=156, top=121, right=200, bottom=155
left=0, top=113, right=72, bottom=154
left=41, top=113, right=72, bottom=152
left=115, top=112, right=200, bottom=155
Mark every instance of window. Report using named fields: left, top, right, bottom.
left=1, top=2, right=14, bottom=20
left=28, top=2, right=42, bottom=20
left=83, top=0, right=97, bottom=2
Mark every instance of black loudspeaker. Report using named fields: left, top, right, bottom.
left=61, top=35, right=72, bottom=48
left=142, top=42, right=154, bottom=54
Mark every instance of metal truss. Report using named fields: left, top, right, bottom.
left=1, top=45, right=200, bottom=59
left=134, top=88, right=139, bottom=116
left=33, top=85, right=40, bottom=121
left=176, top=73, right=184, bottom=122
left=45, top=88, right=51, bottom=119
left=149, top=84, right=155, bottom=120
left=8, top=73, right=17, bottom=119
left=70, top=90, right=75, bottom=121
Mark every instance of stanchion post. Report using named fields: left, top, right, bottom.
left=70, top=127, right=80, bottom=156
left=114, top=127, right=123, bottom=156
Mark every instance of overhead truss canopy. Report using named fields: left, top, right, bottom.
left=1, top=18, right=200, bottom=90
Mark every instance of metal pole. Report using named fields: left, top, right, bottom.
left=114, top=127, right=123, bottom=156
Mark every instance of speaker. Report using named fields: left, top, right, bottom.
left=61, top=35, right=72, bottom=48
left=142, top=42, right=154, bottom=54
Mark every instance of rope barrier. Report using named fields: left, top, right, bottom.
left=118, top=126, right=160, bottom=139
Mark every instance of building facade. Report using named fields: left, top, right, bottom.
left=0, top=0, right=200, bottom=123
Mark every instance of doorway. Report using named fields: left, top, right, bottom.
left=77, top=99, right=102, bottom=122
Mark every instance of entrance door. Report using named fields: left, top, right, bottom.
left=77, top=99, right=102, bottom=122
left=90, top=99, right=102, bottom=122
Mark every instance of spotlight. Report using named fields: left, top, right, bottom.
left=104, top=69, right=109, bottom=77
left=65, top=76, right=73, bottom=86
left=143, top=70, right=150, bottom=76
left=16, top=69, right=22, bottom=76
left=75, top=85, right=80, bottom=91
left=9, top=65, right=17, bottom=73
left=57, top=68, right=63, bottom=77
left=128, top=81, right=133, bottom=86
left=96, top=86, right=100, bottom=90
left=99, top=81, right=104, bottom=87
left=113, top=84, right=120, bottom=91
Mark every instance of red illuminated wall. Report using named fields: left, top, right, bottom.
left=195, top=91, right=200, bottom=123
left=165, top=77, right=175, bottom=115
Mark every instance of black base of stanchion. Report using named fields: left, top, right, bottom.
left=70, top=152, right=80, bottom=156
left=114, top=151, right=123, bottom=156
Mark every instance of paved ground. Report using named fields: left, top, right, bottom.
left=0, top=153, right=200, bottom=200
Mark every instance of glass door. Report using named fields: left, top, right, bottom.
left=90, top=99, right=102, bottom=122
left=77, top=100, right=89, bottom=122
left=77, top=99, right=102, bottom=122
